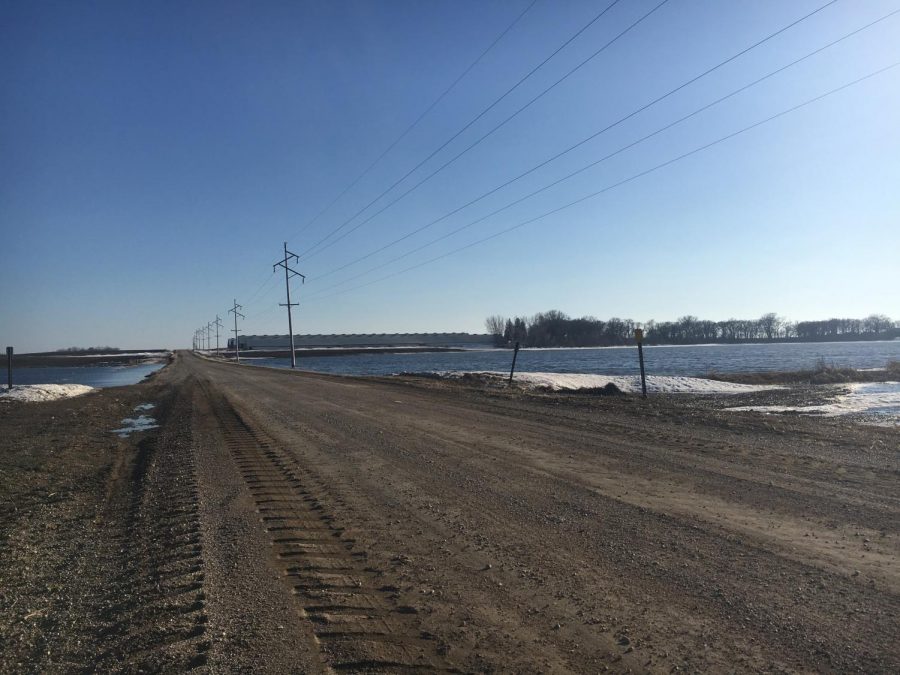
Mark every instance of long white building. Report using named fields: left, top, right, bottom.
left=227, top=333, right=492, bottom=350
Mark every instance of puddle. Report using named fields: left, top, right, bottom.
left=133, top=402, right=156, bottom=412
left=112, top=409, right=159, bottom=437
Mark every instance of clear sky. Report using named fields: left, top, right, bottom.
left=2, top=0, right=898, bottom=351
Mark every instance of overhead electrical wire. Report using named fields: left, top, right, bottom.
left=235, top=0, right=850, bottom=326
left=294, top=0, right=629, bottom=259
left=300, top=60, right=900, bottom=305
left=297, top=0, right=673, bottom=263
left=306, top=0, right=865, bottom=287
left=303, top=8, right=900, bottom=298
left=244, top=270, right=278, bottom=304
left=289, top=0, right=541, bottom=241
left=234, top=0, right=539, bottom=317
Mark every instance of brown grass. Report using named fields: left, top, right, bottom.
left=705, top=359, right=900, bottom=385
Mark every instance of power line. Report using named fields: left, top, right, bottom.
left=245, top=270, right=277, bottom=304
left=299, top=0, right=839, bottom=266
left=295, top=0, right=628, bottom=260
left=231, top=1, right=540, bottom=321
left=300, top=0, right=672, bottom=262
left=304, top=5, right=898, bottom=294
left=290, top=0, right=540, bottom=242
left=302, top=60, right=900, bottom=304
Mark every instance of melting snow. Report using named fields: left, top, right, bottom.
left=0, top=384, right=94, bottom=402
left=111, top=415, right=159, bottom=437
left=436, top=371, right=779, bottom=394
left=728, top=381, right=900, bottom=425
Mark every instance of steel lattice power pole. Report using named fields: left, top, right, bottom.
left=229, top=299, right=244, bottom=363
left=214, top=315, right=223, bottom=356
left=206, top=322, right=212, bottom=353
left=273, top=241, right=305, bottom=369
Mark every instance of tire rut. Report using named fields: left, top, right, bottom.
left=200, top=380, right=457, bottom=673
left=94, top=386, right=211, bottom=671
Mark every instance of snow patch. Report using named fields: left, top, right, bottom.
left=0, top=384, right=94, bottom=402
left=111, top=415, right=159, bottom=437
left=432, top=371, right=779, bottom=395
left=728, top=381, right=900, bottom=425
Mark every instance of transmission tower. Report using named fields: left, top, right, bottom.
left=214, top=315, right=223, bottom=356
left=273, top=242, right=305, bottom=368
left=229, top=299, right=245, bottom=363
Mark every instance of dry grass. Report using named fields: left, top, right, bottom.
left=705, top=359, right=900, bottom=385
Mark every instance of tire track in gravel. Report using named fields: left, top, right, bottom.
left=94, top=381, right=210, bottom=671
left=199, top=380, right=458, bottom=673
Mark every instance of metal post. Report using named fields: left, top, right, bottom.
left=508, top=341, right=520, bottom=384
left=207, top=322, right=212, bottom=353
left=274, top=242, right=304, bottom=369
left=6, top=346, right=12, bottom=391
left=634, top=328, right=647, bottom=398
left=229, top=299, right=244, bottom=364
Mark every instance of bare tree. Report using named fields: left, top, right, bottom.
left=758, top=313, right=783, bottom=340
left=485, top=315, right=507, bottom=345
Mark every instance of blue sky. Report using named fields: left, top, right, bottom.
left=2, top=0, right=898, bottom=350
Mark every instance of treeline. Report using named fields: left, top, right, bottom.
left=485, top=311, right=899, bottom=347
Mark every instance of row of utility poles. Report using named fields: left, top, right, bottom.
left=193, top=241, right=649, bottom=392
left=191, top=242, right=302, bottom=367
left=192, top=313, right=233, bottom=358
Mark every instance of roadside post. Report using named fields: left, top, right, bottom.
left=634, top=329, right=647, bottom=398
left=508, top=341, right=520, bottom=385
left=6, top=346, right=12, bottom=391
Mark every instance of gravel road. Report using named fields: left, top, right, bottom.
left=1, top=351, right=898, bottom=673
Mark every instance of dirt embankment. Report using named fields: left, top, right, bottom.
left=1, top=351, right=898, bottom=673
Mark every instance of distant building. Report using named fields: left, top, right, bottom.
left=227, top=333, right=493, bottom=350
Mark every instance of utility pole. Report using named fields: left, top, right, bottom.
left=273, top=241, right=305, bottom=369
left=229, top=299, right=244, bottom=363
left=206, top=322, right=212, bottom=353
left=214, top=315, right=223, bottom=356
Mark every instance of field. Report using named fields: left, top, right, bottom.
left=1, top=351, right=898, bottom=672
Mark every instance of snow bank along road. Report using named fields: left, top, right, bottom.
left=1, top=351, right=898, bottom=673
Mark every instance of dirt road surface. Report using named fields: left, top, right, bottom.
left=2, top=351, right=898, bottom=673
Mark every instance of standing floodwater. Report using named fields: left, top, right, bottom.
left=11, top=363, right=165, bottom=388
left=243, top=340, right=900, bottom=377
